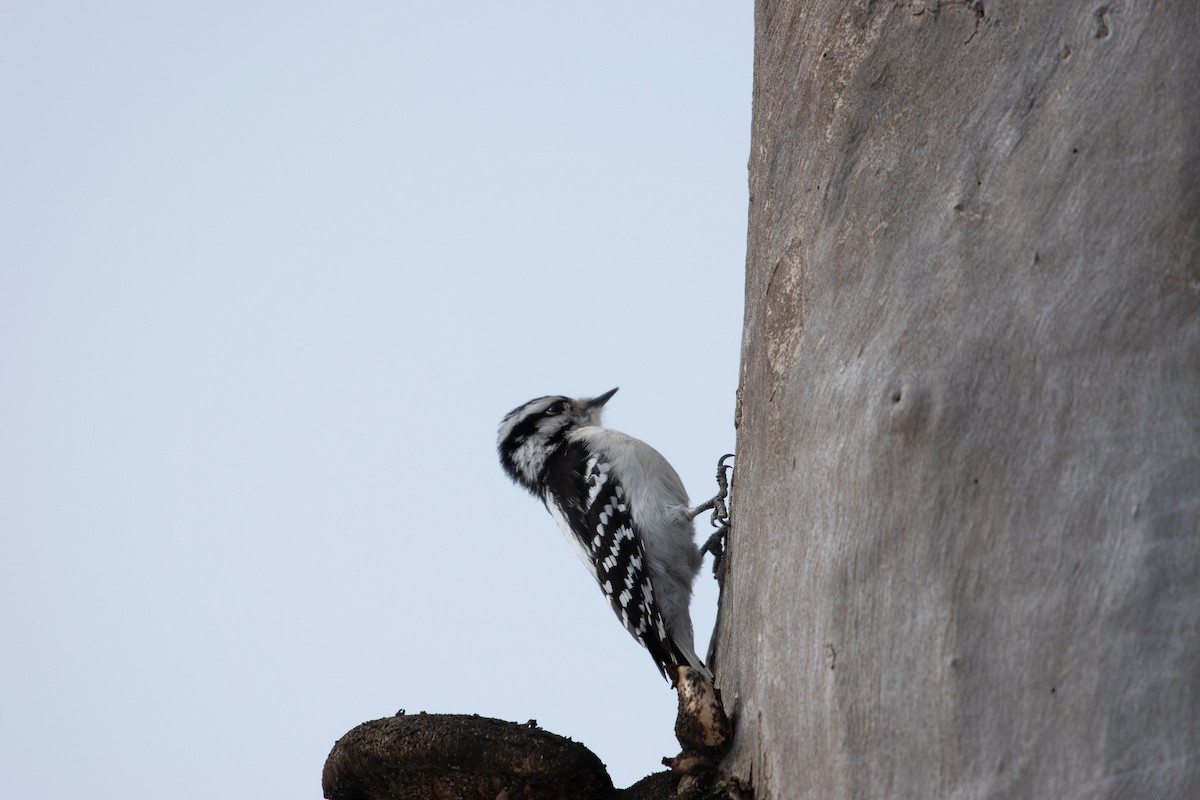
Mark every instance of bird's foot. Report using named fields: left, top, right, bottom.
left=696, top=454, right=733, bottom=579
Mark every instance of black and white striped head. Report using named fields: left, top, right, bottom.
left=497, top=387, right=618, bottom=495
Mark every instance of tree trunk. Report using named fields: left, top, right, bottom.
left=714, top=1, right=1200, bottom=797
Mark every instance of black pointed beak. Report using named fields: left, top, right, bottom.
left=586, top=387, right=619, bottom=409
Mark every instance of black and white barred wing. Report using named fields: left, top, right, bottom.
left=579, top=453, right=676, bottom=677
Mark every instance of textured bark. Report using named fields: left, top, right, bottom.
left=322, top=714, right=614, bottom=800
left=321, top=702, right=738, bottom=800
left=714, top=1, right=1200, bottom=798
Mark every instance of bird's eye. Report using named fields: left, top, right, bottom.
left=545, top=401, right=566, bottom=416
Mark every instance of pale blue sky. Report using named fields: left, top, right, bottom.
left=0, top=3, right=751, bottom=795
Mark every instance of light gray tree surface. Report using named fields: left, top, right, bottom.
left=713, top=1, right=1200, bottom=797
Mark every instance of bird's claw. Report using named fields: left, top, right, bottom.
left=699, top=454, right=734, bottom=578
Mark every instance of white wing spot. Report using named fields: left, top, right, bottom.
left=586, top=456, right=609, bottom=509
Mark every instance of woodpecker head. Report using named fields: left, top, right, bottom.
left=497, top=387, right=618, bottom=494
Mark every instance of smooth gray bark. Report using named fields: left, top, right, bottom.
left=714, top=2, right=1200, bottom=797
